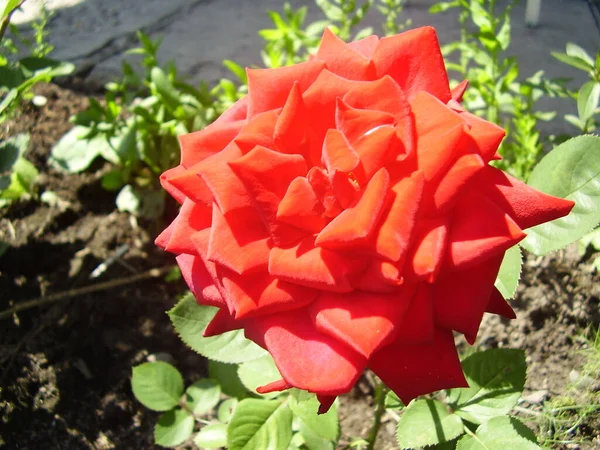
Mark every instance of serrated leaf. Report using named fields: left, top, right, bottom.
left=446, top=349, right=525, bottom=424
left=289, top=394, right=339, bottom=442
left=237, top=354, right=282, bottom=398
left=456, top=416, right=540, bottom=450
left=194, top=423, right=228, bottom=448
left=185, top=379, right=220, bottom=416
left=298, top=421, right=336, bottom=450
left=227, top=399, right=293, bottom=450
left=522, top=135, right=600, bottom=255
left=168, top=293, right=266, bottom=364
left=494, top=245, right=522, bottom=299
left=131, top=362, right=184, bottom=412
left=577, top=81, right=600, bottom=122
left=154, top=408, right=194, bottom=448
left=396, top=399, right=464, bottom=449
left=209, top=361, right=250, bottom=399
left=218, top=398, right=239, bottom=423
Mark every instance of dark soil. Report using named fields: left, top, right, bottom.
left=0, top=83, right=598, bottom=450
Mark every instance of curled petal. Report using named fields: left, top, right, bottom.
left=269, top=237, right=366, bottom=292
left=161, top=165, right=207, bottom=205
left=348, top=34, right=379, bottom=58
left=179, top=120, right=245, bottom=167
left=244, top=310, right=367, bottom=395
left=204, top=308, right=243, bottom=337
left=461, top=111, right=506, bottom=162
left=316, top=168, right=390, bottom=249
left=247, top=59, right=325, bottom=116
left=211, top=96, right=248, bottom=125
left=308, top=166, right=343, bottom=218
left=256, top=379, right=292, bottom=394
left=372, top=171, right=424, bottom=262
left=335, top=98, right=395, bottom=146
left=309, top=285, right=415, bottom=358
left=317, top=395, right=337, bottom=414
left=434, top=254, right=504, bottom=343
left=352, top=259, right=403, bottom=292
left=322, top=128, right=360, bottom=173
left=472, top=167, right=575, bottom=230
left=486, top=287, right=517, bottom=319
left=369, top=327, right=467, bottom=405
left=207, top=205, right=271, bottom=274
left=451, top=80, right=469, bottom=103
left=446, top=192, right=526, bottom=271
left=164, top=199, right=212, bottom=254
left=373, top=26, right=451, bottom=102
left=315, top=28, right=375, bottom=80
left=404, top=216, right=449, bottom=283
left=277, top=176, right=327, bottom=233
left=218, top=268, right=318, bottom=319
left=176, top=254, right=225, bottom=309
left=353, top=125, right=402, bottom=182
left=234, top=109, right=278, bottom=154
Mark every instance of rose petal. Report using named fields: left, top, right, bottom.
left=372, top=171, right=424, bottom=262
left=369, top=327, right=467, bottom=405
left=460, top=111, right=506, bottom=162
left=277, top=176, right=327, bottom=233
left=316, top=168, right=390, bottom=249
left=179, top=119, right=245, bottom=167
left=164, top=199, right=212, bottom=254
left=473, top=167, right=575, bottom=230
left=310, top=286, right=415, bottom=358
left=247, top=59, right=325, bottom=116
left=234, top=109, right=278, bottom=154
left=446, top=191, right=526, bottom=271
left=211, top=96, right=248, bottom=125
left=353, top=125, right=401, bottom=182
left=244, top=310, right=367, bottom=395
left=176, top=253, right=225, bottom=308
left=269, top=237, right=365, bottom=292
left=315, top=28, right=375, bottom=80
left=348, top=34, right=380, bottom=59
left=322, top=128, right=360, bottom=174
left=433, top=254, right=504, bottom=343
left=404, top=216, right=449, bottom=283
left=372, top=27, right=451, bottom=102
left=218, top=268, right=318, bottom=318
left=307, top=166, right=343, bottom=218
left=395, top=284, right=434, bottom=345
left=451, top=80, right=469, bottom=103
left=335, top=98, right=395, bottom=145
left=207, top=205, right=271, bottom=274
left=352, top=259, right=404, bottom=292
left=486, top=287, right=517, bottom=319
left=161, top=165, right=206, bottom=205
left=204, top=308, right=243, bottom=337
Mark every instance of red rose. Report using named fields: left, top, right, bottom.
left=156, top=27, right=573, bottom=411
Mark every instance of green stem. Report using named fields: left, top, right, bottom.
left=365, top=382, right=387, bottom=450
left=0, top=0, right=27, bottom=44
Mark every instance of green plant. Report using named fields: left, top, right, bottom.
left=0, top=133, right=37, bottom=207
left=376, top=0, right=411, bottom=36
left=259, top=0, right=372, bottom=69
left=552, top=43, right=600, bottom=134
left=50, top=31, right=221, bottom=219
left=430, top=0, right=562, bottom=180
left=0, top=3, right=74, bottom=123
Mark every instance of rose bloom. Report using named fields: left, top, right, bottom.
left=156, top=27, right=573, bottom=412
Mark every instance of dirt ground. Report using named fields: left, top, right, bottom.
left=0, top=83, right=599, bottom=449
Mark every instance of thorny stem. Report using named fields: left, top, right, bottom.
left=365, top=382, right=387, bottom=450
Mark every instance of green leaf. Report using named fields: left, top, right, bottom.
left=396, top=399, right=464, bottom=449
left=522, top=135, right=600, bottom=255
left=577, top=81, right=600, bottom=122
left=579, top=227, right=600, bottom=255
left=298, top=421, right=336, bottom=450
left=384, top=391, right=405, bottom=410
left=552, top=52, right=594, bottom=72
left=115, top=185, right=165, bottom=219
left=494, top=245, right=522, bottom=299
left=101, top=169, right=125, bottom=191
left=151, top=67, right=180, bottom=109
left=456, top=416, right=540, bottom=450
left=154, top=408, right=194, bottom=448
left=194, top=423, right=228, bottom=448
left=446, top=349, right=525, bottom=424
left=227, top=399, right=293, bottom=450
left=0, top=133, right=28, bottom=172
left=429, top=1, right=459, bottom=13
left=238, top=354, right=282, bottom=398
left=131, top=362, right=184, bottom=412
left=289, top=394, right=339, bottom=442
left=168, top=293, right=266, bottom=363
left=185, top=379, right=221, bottom=416
left=1, top=0, right=22, bottom=19
left=209, top=361, right=250, bottom=399
left=50, top=126, right=111, bottom=173
left=223, top=59, right=248, bottom=83
left=218, top=398, right=239, bottom=423
left=566, top=43, right=595, bottom=67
